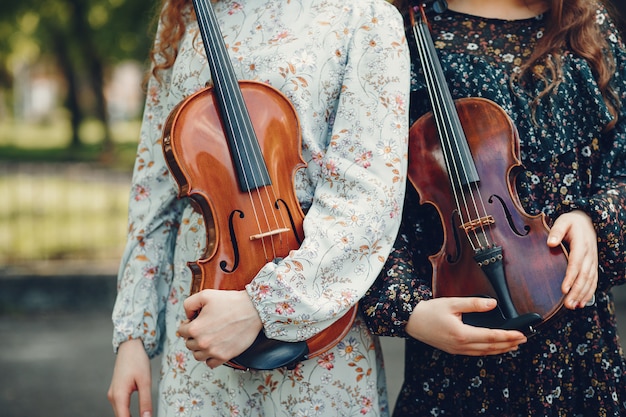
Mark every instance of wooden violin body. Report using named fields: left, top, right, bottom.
left=409, top=98, right=568, bottom=332
left=162, top=81, right=306, bottom=296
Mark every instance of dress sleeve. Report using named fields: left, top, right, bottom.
left=566, top=7, right=626, bottom=291
left=111, top=19, right=186, bottom=358
left=246, top=3, right=411, bottom=342
left=360, top=186, right=438, bottom=337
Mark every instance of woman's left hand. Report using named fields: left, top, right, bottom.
left=178, top=289, right=263, bottom=368
left=547, top=210, right=598, bottom=309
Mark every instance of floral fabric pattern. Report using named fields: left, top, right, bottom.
left=361, top=4, right=626, bottom=417
left=112, top=0, right=410, bottom=416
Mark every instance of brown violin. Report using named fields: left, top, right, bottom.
left=161, top=0, right=356, bottom=370
left=407, top=2, right=568, bottom=335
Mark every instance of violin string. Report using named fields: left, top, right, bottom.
left=201, top=1, right=280, bottom=261
left=413, top=7, right=493, bottom=250
left=207, top=0, right=293, bottom=257
left=411, top=11, right=469, bottom=246
left=222, top=69, right=294, bottom=256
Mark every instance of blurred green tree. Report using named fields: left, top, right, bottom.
left=0, top=0, right=624, bottom=156
left=0, top=0, right=156, bottom=153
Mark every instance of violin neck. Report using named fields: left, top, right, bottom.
left=411, top=5, right=479, bottom=185
left=191, top=0, right=271, bottom=191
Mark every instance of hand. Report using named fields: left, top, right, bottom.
left=107, top=339, right=153, bottom=417
left=177, top=289, right=263, bottom=368
left=406, top=297, right=527, bottom=356
left=547, top=210, right=598, bottom=309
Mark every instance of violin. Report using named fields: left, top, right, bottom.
left=407, top=2, right=568, bottom=334
left=161, top=0, right=356, bottom=370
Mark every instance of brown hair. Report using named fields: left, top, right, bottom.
left=394, top=0, right=620, bottom=129
left=148, top=0, right=192, bottom=83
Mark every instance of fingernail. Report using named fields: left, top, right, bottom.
left=143, top=412, right=152, bottom=417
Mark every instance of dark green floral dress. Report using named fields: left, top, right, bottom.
left=361, top=3, right=626, bottom=416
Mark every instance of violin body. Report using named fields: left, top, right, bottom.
left=409, top=97, right=568, bottom=332
left=162, top=80, right=357, bottom=369
left=163, top=81, right=305, bottom=294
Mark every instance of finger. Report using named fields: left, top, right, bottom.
left=575, top=257, right=597, bottom=305
left=448, top=329, right=526, bottom=356
left=182, top=292, right=205, bottom=319
left=184, top=336, right=198, bottom=351
left=206, top=358, right=226, bottom=369
left=460, top=343, right=520, bottom=356
left=464, top=324, right=527, bottom=344
left=136, top=374, right=153, bottom=417
left=107, top=385, right=132, bottom=417
left=562, top=248, right=597, bottom=309
left=546, top=220, right=566, bottom=249
left=564, top=277, right=596, bottom=309
left=560, top=238, right=584, bottom=306
left=562, top=270, right=583, bottom=309
left=573, top=272, right=597, bottom=308
left=178, top=315, right=200, bottom=339
left=177, top=322, right=190, bottom=339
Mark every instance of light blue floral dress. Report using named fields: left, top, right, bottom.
left=112, top=0, right=410, bottom=415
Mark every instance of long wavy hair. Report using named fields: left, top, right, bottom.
left=394, top=0, right=620, bottom=129
left=148, top=0, right=193, bottom=83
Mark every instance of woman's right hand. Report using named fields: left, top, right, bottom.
left=107, top=339, right=153, bottom=417
left=406, top=297, right=528, bottom=356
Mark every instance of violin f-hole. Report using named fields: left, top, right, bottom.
left=220, top=209, right=244, bottom=273
left=446, top=210, right=462, bottom=263
left=275, top=198, right=303, bottom=245
left=488, top=194, right=531, bottom=237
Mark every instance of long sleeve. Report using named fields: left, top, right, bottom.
left=359, top=186, right=438, bottom=338
left=567, top=18, right=626, bottom=289
left=111, top=25, right=185, bottom=357
left=246, top=3, right=411, bottom=342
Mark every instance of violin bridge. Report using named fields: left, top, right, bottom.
left=460, top=215, right=495, bottom=233
left=250, top=227, right=291, bottom=240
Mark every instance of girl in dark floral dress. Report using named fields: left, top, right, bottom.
left=362, top=0, right=626, bottom=415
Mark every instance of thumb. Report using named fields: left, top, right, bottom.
left=547, top=218, right=567, bottom=248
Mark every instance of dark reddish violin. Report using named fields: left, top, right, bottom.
left=408, top=2, right=568, bottom=334
left=162, top=0, right=356, bottom=369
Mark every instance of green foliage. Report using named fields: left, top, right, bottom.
left=0, top=0, right=155, bottom=72
left=0, top=118, right=140, bottom=170
left=0, top=0, right=156, bottom=154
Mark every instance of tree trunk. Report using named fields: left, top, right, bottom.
left=68, top=0, right=114, bottom=158
left=51, top=29, right=82, bottom=149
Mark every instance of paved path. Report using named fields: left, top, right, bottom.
left=0, top=275, right=624, bottom=417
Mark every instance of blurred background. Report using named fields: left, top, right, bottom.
left=0, top=1, right=625, bottom=416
